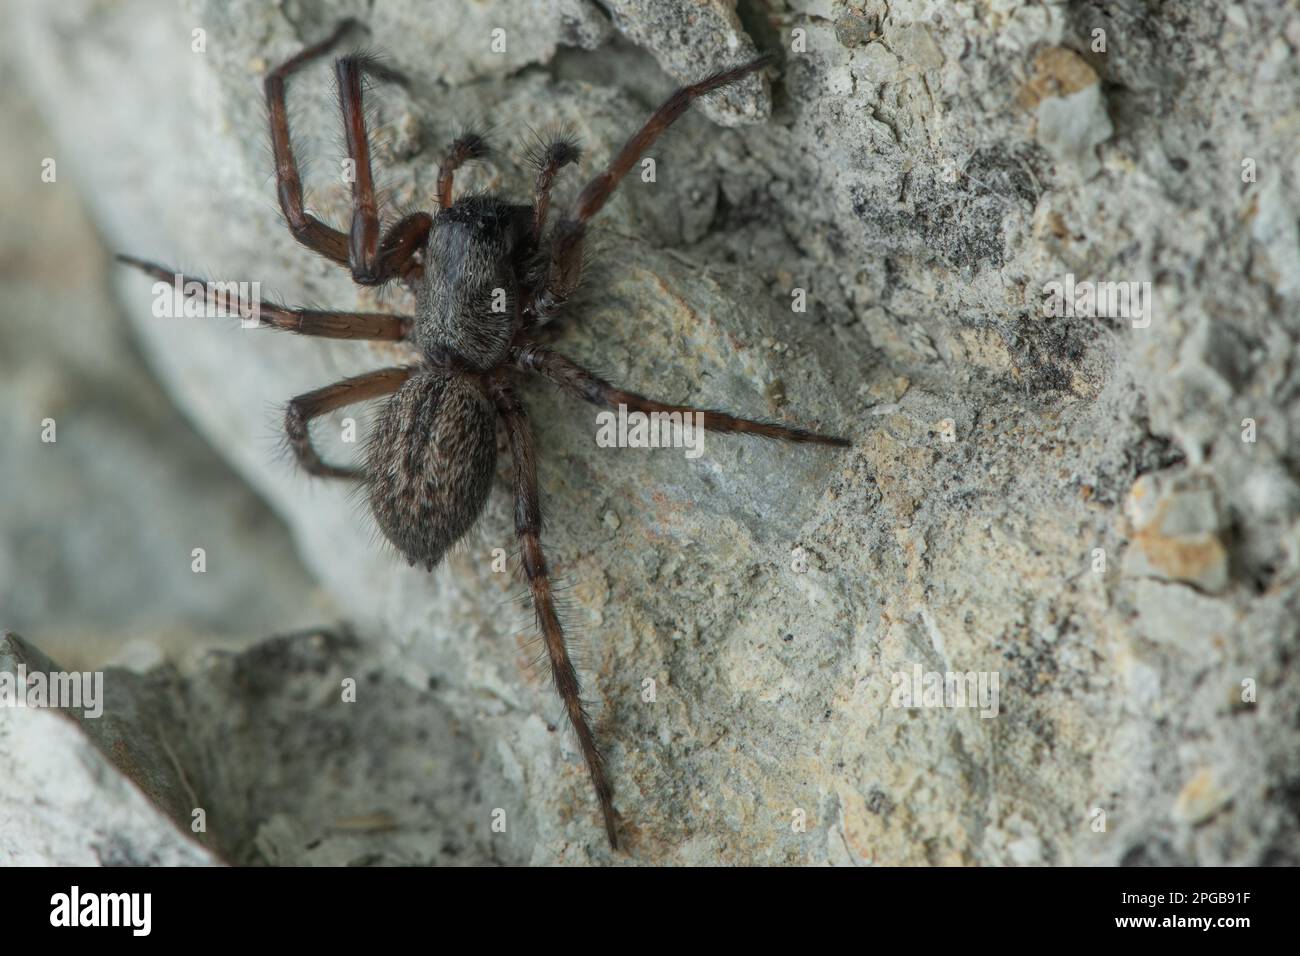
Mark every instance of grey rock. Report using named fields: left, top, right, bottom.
left=1036, top=84, right=1113, bottom=180
left=0, top=629, right=490, bottom=865
left=0, top=633, right=216, bottom=866
left=0, top=44, right=323, bottom=667
left=1023, top=47, right=1113, bottom=179
left=368, top=0, right=611, bottom=86
left=599, top=0, right=771, bottom=125
left=834, top=12, right=878, bottom=49
left=1122, top=472, right=1229, bottom=594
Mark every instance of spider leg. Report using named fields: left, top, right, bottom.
left=265, top=20, right=357, bottom=267
left=489, top=378, right=619, bottom=848
left=116, top=256, right=411, bottom=340
left=286, top=367, right=414, bottom=479
left=524, top=56, right=773, bottom=325
left=514, top=344, right=850, bottom=447
left=571, top=56, right=772, bottom=225
left=377, top=212, right=435, bottom=290
left=525, top=130, right=582, bottom=240
left=334, top=56, right=433, bottom=285
left=437, top=130, right=490, bottom=209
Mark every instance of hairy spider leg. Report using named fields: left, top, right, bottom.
left=514, top=344, right=850, bottom=446
left=524, top=55, right=774, bottom=327
left=489, top=378, right=620, bottom=847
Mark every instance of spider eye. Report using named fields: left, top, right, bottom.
left=443, top=200, right=505, bottom=237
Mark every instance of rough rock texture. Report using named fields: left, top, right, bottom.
left=4, top=0, right=1300, bottom=865
left=599, top=0, right=772, bottom=124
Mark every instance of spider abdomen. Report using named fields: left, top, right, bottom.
left=365, top=370, right=497, bottom=571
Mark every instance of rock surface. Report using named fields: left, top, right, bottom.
left=3, top=0, right=1299, bottom=864
left=0, top=46, right=327, bottom=670
left=0, top=634, right=216, bottom=866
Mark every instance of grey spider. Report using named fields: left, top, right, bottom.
left=119, top=20, right=849, bottom=850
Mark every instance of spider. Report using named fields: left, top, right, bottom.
left=119, top=20, right=849, bottom=851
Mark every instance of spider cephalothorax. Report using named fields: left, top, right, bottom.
left=120, top=19, right=848, bottom=850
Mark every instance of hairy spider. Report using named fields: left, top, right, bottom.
left=119, top=20, right=849, bottom=850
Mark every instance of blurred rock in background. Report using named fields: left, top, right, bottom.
left=0, top=41, right=325, bottom=668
